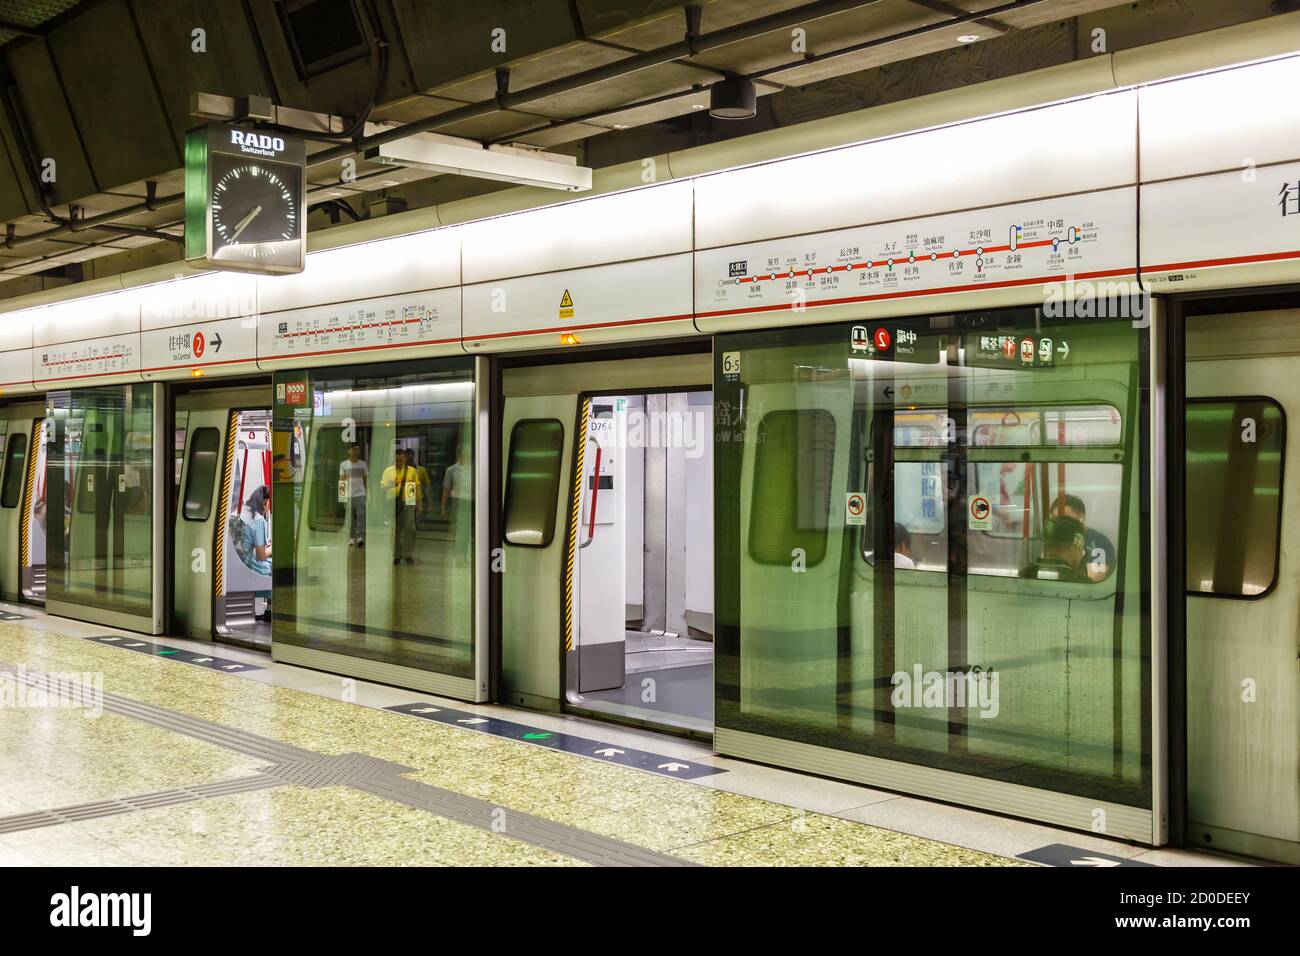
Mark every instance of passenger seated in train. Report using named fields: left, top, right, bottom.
left=237, top=486, right=273, bottom=579
left=1019, top=516, right=1090, bottom=583
left=893, top=522, right=916, bottom=569
left=1052, top=494, right=1115, bottom=581
left=863, top=522, right=919, bottom=569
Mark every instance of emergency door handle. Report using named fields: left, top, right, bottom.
left=579, top=439, right=602, bottom=549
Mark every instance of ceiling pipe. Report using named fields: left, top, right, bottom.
left=306, top=0, right=883, bottom=168
left=487, top=0, right=1050, bottom=145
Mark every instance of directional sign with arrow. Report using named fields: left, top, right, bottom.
left=388, top=701, right=726, bottom=780
left=83, top=635, right=265, bottom=673
left=1017, top=843, right=1155, bottom=867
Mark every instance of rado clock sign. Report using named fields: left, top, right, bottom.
left=184, top=124, right=306, bottom=275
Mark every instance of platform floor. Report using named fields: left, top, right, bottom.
left=0, top=603, right=1245, bottom=868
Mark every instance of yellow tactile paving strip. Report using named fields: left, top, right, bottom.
left=0, top=622, right=1023, bottom=867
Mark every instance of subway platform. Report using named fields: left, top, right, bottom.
left=0, top=603, right=1238, bottom=869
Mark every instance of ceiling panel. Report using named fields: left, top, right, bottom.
left=46, top=0, right=181, bottom=186
left=371, top=94, right=478, bottom=125
left=428, top=39, right=634, bottom=103
left=510, top=60, right=722, bottom=121
left=575, top=0, right=685, bottom=37
left=390, top=0, right=583, bottom=92
left=594, top=0, right=809, bottom=52
left=4, top=34, right=98, bottom=203
left=687, top=1, right=947, bottom=79
left=129, top=0, right=273, bottom=148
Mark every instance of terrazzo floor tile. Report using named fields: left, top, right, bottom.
left=64, top=786, right=582, bottom=867
left=0, top=617, right=1082, bottom=867
left=671, top=814, right=1027, bottom=867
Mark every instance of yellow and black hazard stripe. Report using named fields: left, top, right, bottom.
left=562, top=396, right=589, bottom=653
left=19, top=418, right=42, bottom=570
left=213, top=410, right=238, bottom=599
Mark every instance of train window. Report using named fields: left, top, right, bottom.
left=181, top=428, right=221, bottom=521
left=749, top=409, right=835, bottom=567
left=1, top=432, right=27, bottom=508
left=969, top=405, right=1122, bottom=447
left=503, top=419, right=564, bottom=547
left=1186, top=398, right=1285, bottom=598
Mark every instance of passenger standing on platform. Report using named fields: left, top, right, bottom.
left=338, top=443, right=368, bottom=547
left=381, top=447, right=420, bottom=565
left=441, top=445, right=473, bottom=558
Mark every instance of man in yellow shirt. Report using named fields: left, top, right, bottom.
left=380, top=448, right=423, bottom=565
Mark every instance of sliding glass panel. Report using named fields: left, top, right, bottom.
left=272, top=358, right=476, bottom=678
left=45, top=385, right=157, bottom=618
left=715, top=307, right=1150, bottom=809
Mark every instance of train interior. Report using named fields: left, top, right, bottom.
left=570, top=390, right=715, bottom=734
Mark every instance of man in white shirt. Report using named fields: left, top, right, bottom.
left=338, top=443, right=368, bottom=546
left=441, top=445, right=473, bottom=557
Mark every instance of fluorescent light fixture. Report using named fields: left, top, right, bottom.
left=365, top=132, right=592, bottom=192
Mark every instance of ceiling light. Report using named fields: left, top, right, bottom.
left=957, top=34, right=980, bottom=43
left=709, top=76, right=757, bottom=120
left=366, top=132, right=592, bottom=192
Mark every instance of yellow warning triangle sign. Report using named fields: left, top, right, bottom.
left=559, top=289, right=573, bottom=308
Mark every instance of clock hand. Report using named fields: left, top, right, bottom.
left=229, top=205, right=263, bottom=243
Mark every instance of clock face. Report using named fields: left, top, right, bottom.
left=208, top=152, right=302, bottom=269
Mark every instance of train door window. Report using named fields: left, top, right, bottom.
left=182, top=428, right=221, bottom=521
left=1, top=432, right=27, bottom=508
left=503, top=419, right=564, bottom=547
left=1186, top=397, right=1285, bottom=597
left=749, top=408, right=835, bottom=566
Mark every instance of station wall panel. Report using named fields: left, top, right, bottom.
left=459, top=180, right=694, bottom=285
left=690, top=91, right=1138, bottom=252
left=462, top=253, right=694, bottom=352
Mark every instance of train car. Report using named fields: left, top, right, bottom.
left=0, top=15, right=1297, bottom=864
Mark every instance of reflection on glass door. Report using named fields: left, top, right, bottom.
left=46, top=385, right=158, bottom=627
left=272, top=358, right=478, bottom=690
left=20, top=418, right=48, bottom=601
left=714, top=308, right=1150, bottom=817
left=215, top=409, right=273, bottom=646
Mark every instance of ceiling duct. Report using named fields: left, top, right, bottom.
left=276, top=0, right=371, bottom=79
